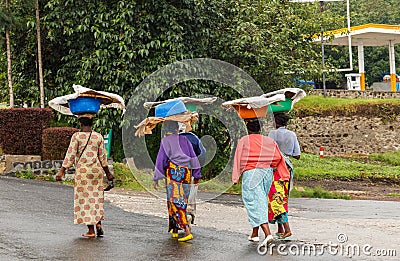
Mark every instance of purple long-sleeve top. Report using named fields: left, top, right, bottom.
left=153, top=134, right=201, bottom=181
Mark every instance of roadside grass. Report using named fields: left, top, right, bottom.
left=15, top=169, right=35, bottom=179
left=293, top=153, right=400, bottom=181
left=15, top=169, right=73, bottom=185
left=113, top=162, right=149, bottom=191
left=369, top=150, right=400, bottom=166
left=290, top=186, right=351, bottom=200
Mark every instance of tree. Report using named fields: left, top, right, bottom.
left=1, top=0, right=36, bottom=107
left=4, top=0, right=13, bottom=107
left=35, top=0, right=44, bottom=108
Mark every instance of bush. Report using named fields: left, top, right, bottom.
left=42, top=127, right=79, bottom=160
left=0, top=108, right=53, bottom=155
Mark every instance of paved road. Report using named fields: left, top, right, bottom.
left=1, top=176, right=399, bottom=260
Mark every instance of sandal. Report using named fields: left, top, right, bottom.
left=278, top=232, right=292, bottom=240
left=260, top=235, right=274, bottom=247
left=248, top=235, right=260, bottom=242
left=96, top=224, right=104, bottom=237
left=178, top=234, right=193, bottom=242
left=169, top=230, right=178, bottom=238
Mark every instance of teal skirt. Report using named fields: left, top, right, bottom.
left=241, top=168, right=273, bottom=228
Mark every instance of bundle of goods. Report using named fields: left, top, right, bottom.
left=135, top=97, right=217, bottom=137
left=144, top=96, right=217, bottom=113
left=261, top=88, right=306, bottom=113
left=222, top=94, right=285, bottom=119
left=48, top=84, right=125, bottom=116
left=135, top=99, right=198, bottom=137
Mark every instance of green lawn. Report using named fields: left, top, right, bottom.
left=293, top=153, right=400, bottom=181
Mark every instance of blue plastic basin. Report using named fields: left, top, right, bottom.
left=68, top=97, right=101, bottom=115
left=155, top=100, right=187, bottom=117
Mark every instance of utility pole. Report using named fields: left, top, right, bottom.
left=320, top=1, right=327, bottom=98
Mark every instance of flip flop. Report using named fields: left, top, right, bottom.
left=248, top=236, right=260, bottom=242
left=260, top=235, right=274, bottom=247
left=277, top=237, right=292, bottom=241
left=178, top=234, right=193, bottom=242
left=169, top=230, right=178, bottom=238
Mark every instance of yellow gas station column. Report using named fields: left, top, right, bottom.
left=358, top=44, right=365, bottom=90
left=389, top=40, right=397, bottom=92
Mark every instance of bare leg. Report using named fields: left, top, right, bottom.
left=259, top=223, right=273, bottom=246
left=82, top=225, right=96, bottom=238
left=260, top=223, right=271, bottom=238
left=184, top=226, right=191, bottom=236
left=281, top=222, right=292, bottom=238
left=277, top=224, right=284, bottom=235
left=251, top=226, right=259, bottom=238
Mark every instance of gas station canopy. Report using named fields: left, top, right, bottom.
left=322, top=24, right=400, bottom=46
left=314, top=23, right=400, bottom=91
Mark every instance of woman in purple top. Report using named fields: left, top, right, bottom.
left=153, top=121, right=201, bottom=242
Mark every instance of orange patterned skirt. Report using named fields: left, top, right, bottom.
left=166, top=161, right=191, bottom=231
left=73, top=164, right=105, bottom=225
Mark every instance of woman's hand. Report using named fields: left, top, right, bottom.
left=56, top=167, right=65, bottom=181
left=193, top=178, right=200, bottom=184
left=55, top=173, right=63, bottom=181
left=153, top=180, right=159, bottom=190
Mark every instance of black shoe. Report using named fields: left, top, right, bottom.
left=104, top=181, right=114, bottom=191
left=96, top=225, right=104, bottom=237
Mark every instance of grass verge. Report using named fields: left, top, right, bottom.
left=290, top=186, right=350, bottom=200
left=293, top=153, right=400, bottom=181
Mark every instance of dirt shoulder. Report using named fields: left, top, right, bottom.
left=295, top=179, right=400, bottom=202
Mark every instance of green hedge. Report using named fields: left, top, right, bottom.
left=0, top=108, right=53, bottom=155
left=42, top=127, right=79, bottom=160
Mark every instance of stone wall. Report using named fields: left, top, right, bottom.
left=0, top=155, right=72, bottom=176
left=0, top=155, right=114, bottom=178
left=0, top=155, right=42, bottom=174
left=290, top=115, right=400, bottom=156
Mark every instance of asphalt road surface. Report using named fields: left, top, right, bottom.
left=1, top=176, right=399, bottom=260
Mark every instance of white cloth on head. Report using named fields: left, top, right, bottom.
left=48, top=84, right=125, bottom=115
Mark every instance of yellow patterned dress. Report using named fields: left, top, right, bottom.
left=62, top=131, right=108, bottom=225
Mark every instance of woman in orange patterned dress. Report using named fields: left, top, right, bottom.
left=56, top=115, right=114, bottom=238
